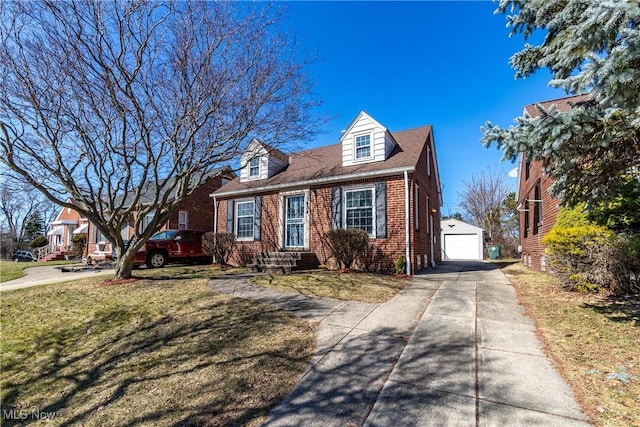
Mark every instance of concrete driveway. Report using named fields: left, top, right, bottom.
left=211, top=261, right=590, bottom=426
left=0, top=264, right=115, bottom=292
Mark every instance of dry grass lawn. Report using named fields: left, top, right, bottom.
left=0, top=266, right=314, bottom=426
left=501, top=263, right=640, bottom=427
left=0, top=260, right=74, bottom=282
left=251, top=270, right=411, bottom=303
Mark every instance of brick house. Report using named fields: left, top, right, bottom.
left=211, top=111, right=443, bottom=274
left=517, top=94, right=590, bottom=271
left=46, top=168, right=234, bottom=260
left=45, top=199, right=89, bottom=260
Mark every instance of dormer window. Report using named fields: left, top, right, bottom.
left=355, top=134, right=372, bottom=160
left=249, top=157, right=260, bottom=177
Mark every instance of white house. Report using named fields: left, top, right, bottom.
left=441, top=218, right=484, bottom=261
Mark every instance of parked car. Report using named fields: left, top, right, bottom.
left=134, top=229, right=210, bottom=268
left=13, top=250, right=36, bottom=262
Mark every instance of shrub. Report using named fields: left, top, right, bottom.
left=359, top=242, right=393, bottom=274
left=202, top=232, right=235, bottom=265
left=395, top=255, right=405, bottom=275
left=235, top=244, right=255, bottom=267
left=29, top=234, right=48, bottom=248
left=70, top=234, right=86, bottom=258
left=542, top=220, right=640, bottom=294
left=323, top=229, right=369, bottom=270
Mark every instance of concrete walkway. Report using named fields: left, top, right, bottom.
left=0, top=265, right=115, bottom=291
left=210, top=261, right=590, bottom=427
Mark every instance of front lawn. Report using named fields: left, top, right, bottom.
left=501, top=263, right=640, bottom=427
left=0, top=266, right=314, bottom=426
left=0, top=260, right=74, bottom=282
left=251, top=270, right=410, bottom=303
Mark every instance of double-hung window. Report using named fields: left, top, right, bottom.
left=355, top=134, right=371, bottom=160
left=178, top=211, right=189, bottom=230
left=249, top=157, right=260, bottom=177
left=236, top=201, right=255, bottom=239
left=345, top=188, right=374, bottom=235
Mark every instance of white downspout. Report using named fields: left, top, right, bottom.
left=404, top=170, right=412, bottom=275
left=212, top=195, right=218, bottom=263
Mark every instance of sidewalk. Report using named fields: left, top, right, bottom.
left=210, top=262, right=590, bottom=426
left=0, top=265, right=115, bottom=292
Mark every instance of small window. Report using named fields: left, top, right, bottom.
left=355, top=134, right=371, bottom=160
left=427, top=147, right=431, bottom=176
left=236, top=201, right=255, bottom=239
left=533, top=181, right=542, bottom=234
left=525, top=156, right=532, bottom=180
left=178, top=211, right=189, bottom=230
left=345, top=188, right=374, bottom=235
left=249, top=157, right=260, bottom=177
left=139, top=210, right=156, bottom=233
left=92, top=224, right=107, bottom=244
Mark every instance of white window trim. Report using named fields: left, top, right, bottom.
left=248, top=157, right=260, bottom=178
left=235, top=199, right=255, bottom=241
left=178, top=211, right=189, bottom=230
left=343, top=186, right=376, bottom=238
left=427, top=147, right=431, bottom=176
left=353, top=132, right=374, bottom=162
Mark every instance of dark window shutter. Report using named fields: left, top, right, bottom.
left=254, top=196, right=262, bottom=241
left=226, top=200, right=235, bottom=234
left=331, top=186, right=342, bottom=229
left=375, top=182, right=387, bottom=238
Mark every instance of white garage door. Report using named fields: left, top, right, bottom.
left=443, top=234, right=481, bottom=260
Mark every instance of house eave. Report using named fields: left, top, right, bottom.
left=210, top=166, right=417, bottom=198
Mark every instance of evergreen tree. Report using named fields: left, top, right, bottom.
left=482, top=0, right=640, bottom=207
left=23, top=211, right=44, bottom=242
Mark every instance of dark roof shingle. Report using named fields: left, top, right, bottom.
left=215, top=125, right=433, bottom=196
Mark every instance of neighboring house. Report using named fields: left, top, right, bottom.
left=211, top=111, right=443, bottom=274
left=46, top=168, right=235, bottom=261
left=517, top=94, right=591, bottom=271
left=440, top=218, right=484, bottom=261
left=45, top=199, right=89, bottom=260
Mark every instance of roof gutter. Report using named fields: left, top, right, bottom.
left=210, top=166, right=416, bottom=198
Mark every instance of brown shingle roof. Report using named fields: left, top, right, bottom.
left=214, top=125, right=433, bottom=196
left=524, top=94, right=591, bottom=118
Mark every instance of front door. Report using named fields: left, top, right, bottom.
left=285, top=194, right=305, bottom=249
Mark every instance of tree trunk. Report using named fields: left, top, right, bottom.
left=113, top=246, right=137, bottom=280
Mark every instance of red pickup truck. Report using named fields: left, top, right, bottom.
left=134, top=229, right=210, bottom=268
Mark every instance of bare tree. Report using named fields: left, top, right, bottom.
left=458, top=169, right=516, bottom=253
left=0, top=1, right=319, bottom=279
left=0, top=175, right=57, bottom=257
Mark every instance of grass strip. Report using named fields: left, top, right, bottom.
left=501, top=263, right=640, bottom=427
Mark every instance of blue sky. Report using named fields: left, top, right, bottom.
left=282, top=1, right=564, bottom=214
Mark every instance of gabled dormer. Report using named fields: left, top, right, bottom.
left=340, top=111, right=397, bottom=167
left=240, top=138, right=288, bottom=182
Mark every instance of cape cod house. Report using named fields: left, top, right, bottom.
left=517, top=94, right=591, bottom=271
left=211, top=111, right=443, bottom=274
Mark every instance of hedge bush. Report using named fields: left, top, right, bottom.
left=543, top=207, right=640, bottom=294
left=202, top=232, right=235, bottom=265
left=323, top=229, right=369, bottom=270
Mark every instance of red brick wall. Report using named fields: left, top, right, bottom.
left=518, top=156, right=561, bottom=271
left=409, top=135, right=442, bottom=270
left=166, top=175, right=227, bottom=231
left=215, top=170, right=442, bottom=273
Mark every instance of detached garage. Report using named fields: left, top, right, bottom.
left=441, top=218, right=484, bottom=261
